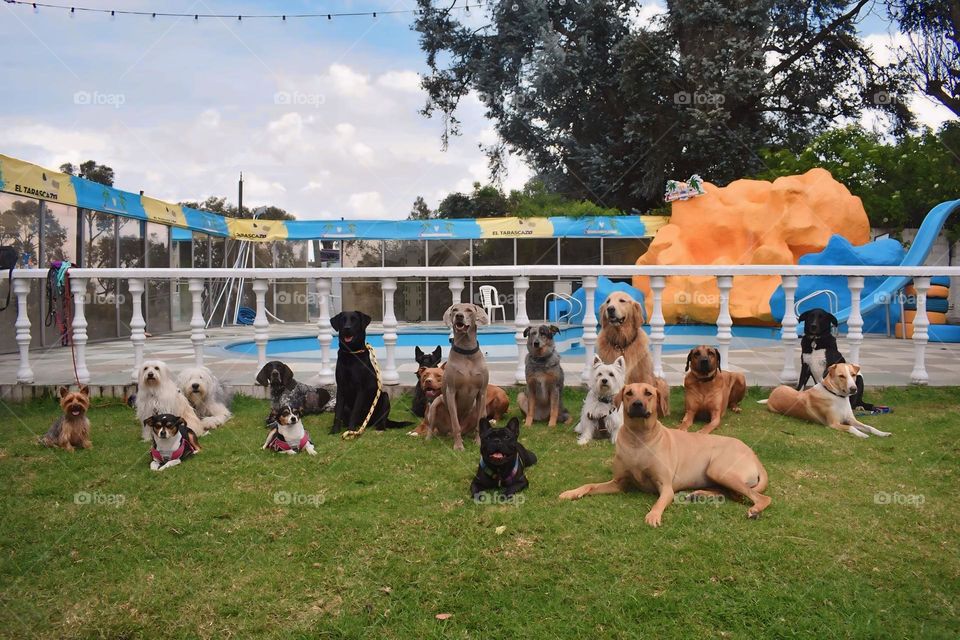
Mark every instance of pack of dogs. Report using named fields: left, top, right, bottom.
left=40, top=295, right=892, bottom=527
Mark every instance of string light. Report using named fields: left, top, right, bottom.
left=6, top=0, right=488, bottom=21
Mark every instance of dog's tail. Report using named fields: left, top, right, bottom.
left=383, top=419, right=414, bottom=430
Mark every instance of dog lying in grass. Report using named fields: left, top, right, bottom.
left=471, top=417, right=537, bottom=501
left=40, top=386, right=92, bottom=452
left=145, top=413, right=201, bottom=472
left=263, top=405, right=317, bottom=455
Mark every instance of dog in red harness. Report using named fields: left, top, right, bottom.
left=145, top=413, right=201, bottom=471
left=263, top=405, right=316, bottom=455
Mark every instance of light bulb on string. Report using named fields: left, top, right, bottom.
left=33, top=3, right=39, bottom=14
left=69, top=6, right=75, bottom=18
left=110, top=9, right=116, bottom=21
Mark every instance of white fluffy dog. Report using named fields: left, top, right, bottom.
left=574, top=355, right=626, bottom=445
left=135, top=360, right=207, bottom=441
left=178, top=366, right=233, bottom=429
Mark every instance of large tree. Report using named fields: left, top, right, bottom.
left=887, top=0, right=960, bottom=117
left=59, top=160, right=115, bottom=186
left=414, top=0, right=913, bottom=210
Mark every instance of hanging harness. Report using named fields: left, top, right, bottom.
left=45, top=261, right=73, bottom=346
left=151, top=435, right=198, bottom=464
left=341, top=343, right=383, bottom=440
left=265, top=429, right=312, bottom=453
left=480, top=454, right=523, bottom=486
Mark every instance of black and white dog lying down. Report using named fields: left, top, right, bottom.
left=796, top=308, right=876, bottom=412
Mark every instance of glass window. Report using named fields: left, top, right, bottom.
left=273, top=241, right=309, bottom=322
left=116, top=217, right=144, bottom=338
left=384, top=241, right=425, bottom=322
left=192, top=233, right=210, bottom=268
left=342, top=241, right=382, bottom=319
left=561, top=238, right=601, bottom=265
left=42, top=202, right=78, bottom=265
left=79, top=210, right=118, bottom=340
left=145, top=222, right=171, bottom=334
left=603, top=237, right=650, bottom=266
left=0, top=194, right=43, bottom=353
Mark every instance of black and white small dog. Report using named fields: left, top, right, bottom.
left=412, top=345, right=443, bottom=419
left=263, top=404, right=317, bottom=455
left=145, top=413, right=201, bottom=472
left=797, top=308, right=874, bottom=411
left=470, top=417, right=537, bottom=501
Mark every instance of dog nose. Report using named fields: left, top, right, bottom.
left=606, top=307, right=616, bottom=316
left=533, top=341, right=540, bottom=348
left=601, top=378, right=608, bottom=384
left=192, top=383, right=200, bottom=391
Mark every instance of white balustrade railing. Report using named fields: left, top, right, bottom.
left=5, top=265, right=959, bottom=388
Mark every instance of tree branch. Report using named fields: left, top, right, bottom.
left=768, top=0, right=871, bottom=77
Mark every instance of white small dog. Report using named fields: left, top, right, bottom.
left=575, top=355, right=626, bottom=445
left=135, top=360, right=207, bottom=441
left=179, top=366, right=233, bottom=430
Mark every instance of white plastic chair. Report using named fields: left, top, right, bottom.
left=478, top=285, right=506, bottom=323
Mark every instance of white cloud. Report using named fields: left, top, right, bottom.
left=347, top=191, right=386, bottom=218
left=377, top=70, right=422, bottom=93
left=328, top=64, right=370, bottom=98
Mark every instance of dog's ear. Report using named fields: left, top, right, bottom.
left=415, top=346, right=424, bottom=360
left=442, top=305, right=453, bottom=327
left=613, top=356, right=625, bottom=373
left=505, top=416, right=520, bottom=437
left=279, top=363, right=295, bottom=388
left=58, top=386, right=69, bottom=399
left=849, top=363, right=861, bottom=376
left=255, top=364, right=270, bottom=387
left=330, top=312, right=344, bottom=332
left=78, top=385, right=89, bottom=396
left=684, top=349, right=694, bottom=372
left=827, top=313, right=839, bottom=328
left=592, top=353, right=604, bottom=368
left=359, top=311, right=372, bottom=329
left=549, top=325, right=560, bottom=337
left=143, top=415, right=155, bottom=427
left=479, top=418, right=493, bottom=440
left=798, top=309, right=812, bottom=323
left=523, top=327, right=531, bottom=337
left=713, top=348, right=722, bottom=371
left=416, top=366, right=427, bottom=379
left=431, top=345, right=442, bottom=360
left=440, top=361, right=446, bottom=370
left=176, top=417, right=188, bottom=430
left=599, top=301, right=609, bottom=328
left=473, top=304, right=490, bottom=326
left=613, top=387, right=624, bottom=409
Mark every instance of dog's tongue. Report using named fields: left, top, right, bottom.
left=70, top=409, right=81, bottom=416
left=489, top=452, right=505, bottom=461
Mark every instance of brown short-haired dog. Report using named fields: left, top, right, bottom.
left=560, top=383, right=770, bottom=526
left=418, top=364, right=510, bottom=438
left=678, top=345, right=746, bottom=434
left=40, top=386, right=92, bottom=452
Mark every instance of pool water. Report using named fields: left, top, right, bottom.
left=224, top=325, right=781, bottom=361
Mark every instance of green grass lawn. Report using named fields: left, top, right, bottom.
left=1, top=386, right=958, bottom=639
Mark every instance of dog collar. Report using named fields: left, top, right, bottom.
left=450, top=342, right=481, bottom=356
left=821, top=380, right=848, bottom=398
left=480, top=455, right=522, bottom=484
left=267, top=430, right=311, bottom=453
left=598, top=395, right=614, bottom=404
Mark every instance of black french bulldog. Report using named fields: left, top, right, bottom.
left=412, top=345, right=443, bottom=419
left=470, top=417, right=537, bottom=500
left=797, top=308, right=874, bottom=411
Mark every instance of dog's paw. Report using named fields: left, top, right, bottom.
left=150, top=461, right=160, bottom=471
left=453, top=441, right=465, bottom=452
left=558, top=489, right=582, bottom=501
left=576, top=438, right=590, bottom=446
left=644, top=511, right=663, bottom=527
left=747, top=509, right=762, bottom=520
left=730, top=406, right=742, bottom=414
left=876, top=430, right=892, bottom=437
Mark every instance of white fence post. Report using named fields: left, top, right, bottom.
left=846, top=276, right=864, bottom=365
left=128, top=278, right=146, bottom=382
left=514, top=276, right=530, bottom=384
left=779, top=275, right=799, bottom=384
left=910, top=277, right=930, bottom=385
left=13, top=277, right=33, bottom=383
left=716, top=276, right=733, bottom=366
left=449, top=277, right=464, bottom=304
left=580, top=276, right=598, bottom=383
left=381, top=277, right=399, bottom=385
left=188, top=278, right=206, bottom=367
left=650, top=276, right=666, bottom=378
left=315, top=277, right=335, bottom=385
left=252, top=279, right=269, bottom=372
left=69, top=276, right=90, bottom=383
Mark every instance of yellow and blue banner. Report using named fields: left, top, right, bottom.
left=0, top=154, right=665, bottom=241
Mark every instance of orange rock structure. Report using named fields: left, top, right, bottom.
left=634, top=168, right=871, bottom=324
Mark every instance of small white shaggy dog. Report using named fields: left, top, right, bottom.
left=135, top=360, right=207, bottom=441
left=574, top=355, right=626, bottom=445
left=178, top=366, right=233, bottom=429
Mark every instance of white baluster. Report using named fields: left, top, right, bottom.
left=381, top=277, right=399, bottom=385
left=580, top=276, right=599, bottom=383
left=846, top=276, right=864, bottom=365
left=779, top=275, right=799, bottom=384
left=514, top=276, right=530, bottom=384
left=716, top=276, right=733, bottom=366
left=449, top=276, right=464, bottom=304
left=69, top=276, right=90, bottom=383
left=188, top=278, right=206, bottom=367
left=649, top=276, right=666, bottom=378
left=315, top=277, right=335, bottom=384
left=128, top=278, right=146, bottom=382
left=13, top=277, right=34, bottom=383
left=910, top=277, right=930, bottom=385
left=252, top=279, right=269, bottom=372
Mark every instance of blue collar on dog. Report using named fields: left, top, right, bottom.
left=480, top=454, right=521, bottom=484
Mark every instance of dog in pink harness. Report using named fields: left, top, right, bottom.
left=263, top=405, right=317, bottom=455
left=145, top=413, right=201, bottom=471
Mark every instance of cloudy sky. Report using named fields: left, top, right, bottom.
left=0, top=0, right=953, bottom=221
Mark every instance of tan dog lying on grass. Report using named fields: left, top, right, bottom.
left=678, top=345, right=746, bottom=434
left=762, top=363, right=891, bottom=439
left=560, top=383, right=771, bottom=526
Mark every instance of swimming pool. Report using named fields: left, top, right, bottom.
left=223, top=325, right=781, bottom=361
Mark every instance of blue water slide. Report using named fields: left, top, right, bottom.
left=834, top=199, right=960, bottom=324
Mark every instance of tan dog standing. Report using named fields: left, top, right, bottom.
left=440, top=303, right=490, bottom=450
left=596, top=292, right=670, bottom=416
left=679, top=345, right=746, bottom=434
left=763, top=363, right=890, bottom=439
left=560, top=383, right=771, bottom=526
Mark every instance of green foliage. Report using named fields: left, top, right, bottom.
left=414, top=0, right=913, bottom=211
left=59, top=160, right=114, bottom=186
left=423, top=180, right=624, bottom=219
left=756, top=122, right=960, bottom=238
left=409, top=195, right=433, bottom=220
left=179, top=196, right=295, bottom=221
left=1, top=388, right=959, bottom=637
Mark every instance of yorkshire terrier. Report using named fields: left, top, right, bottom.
left=40, top=386, right=92, bottom=452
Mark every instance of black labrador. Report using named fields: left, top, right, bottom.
left=412, top=345, right=443, bottom=419
left=256, top=360, right=332, bottom=425
left=797, top=308, right=874, bottom=411
left=330, top=310, right=410, bottom=434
